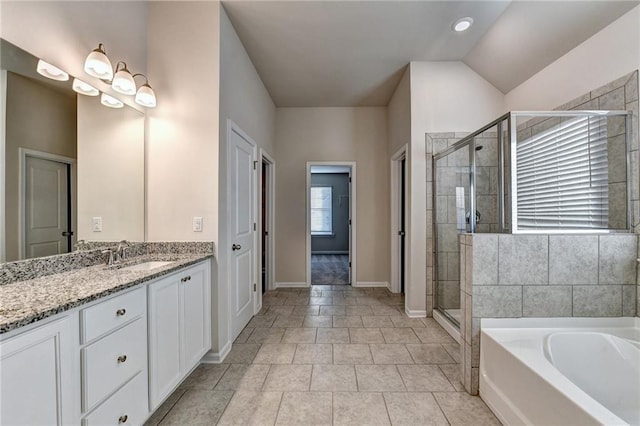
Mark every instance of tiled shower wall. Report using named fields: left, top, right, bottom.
left=459, top=233, right=638, bottom=394
left=454, top=71, right=640, bottom=395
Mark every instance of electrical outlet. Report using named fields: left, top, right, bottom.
left=92, top=217, right=102, bottom=232
left=193, top=216, right=203, bottom=232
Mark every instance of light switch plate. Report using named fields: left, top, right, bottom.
left=92, top=217, right=102, bottom=232
left=193, top=216, right=203, bottom=232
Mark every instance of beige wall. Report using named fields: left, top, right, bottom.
left=407, top=61, right=504, bottom=315
left=505, top=5, right=640, bottom=111
left=4, top=72, right=76, bottom=262
left=77, top=95, right=144, bottom=242
left=217, top=6, right=277, bottom=345
left=146, top=2, right=220, bottom=242
left=275, top=107, right=389, bottom=285
left=387, top=67, right=411, bottom=156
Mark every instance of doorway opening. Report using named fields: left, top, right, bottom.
left=306, top=162, right=356, bottom=286
left=19, top=148, right=75, bottom=260
left=259, top=150, right=275, bottom=297
left=390, top=145, right=408, bottom=294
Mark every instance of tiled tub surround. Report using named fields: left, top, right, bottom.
left=0, top=242, right=214, bottom=333
left=459, top=233, right=638, bottom=395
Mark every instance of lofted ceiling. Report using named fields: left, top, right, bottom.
left=222, top=0, right=639, bottom=107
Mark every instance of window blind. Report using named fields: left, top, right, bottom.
left=311, top=186, right=333, bottom=234
left=516, top=116, right=609, bottom=229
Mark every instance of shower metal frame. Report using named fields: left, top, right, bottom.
left=432, top=110, right=634, bottom=327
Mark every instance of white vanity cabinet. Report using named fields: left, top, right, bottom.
left=80, top=287, right=149, bottom=425
left=0, top=315, right=79, bottom=426
left=148, top=261, right=211, bottom=410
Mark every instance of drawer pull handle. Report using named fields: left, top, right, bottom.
left=181, top=276, right=191, bottom=282
left=116, top=308, right=126, bottom=316
left=118, top=414, right=128, bottom=424
left=117, top=355, right=127, bottom=363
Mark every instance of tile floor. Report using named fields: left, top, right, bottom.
left=145, top=286, right=501, bottom=425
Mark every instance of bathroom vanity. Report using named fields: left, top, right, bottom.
left=0, top=253, right=212, bottom=425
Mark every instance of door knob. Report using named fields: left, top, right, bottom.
left=398, top=231, right=405, bottom=236
left=232, top=244, right=242, bottom=251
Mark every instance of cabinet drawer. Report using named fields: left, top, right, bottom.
left=83, top=371, right=148, bottom=426
left=82, top=318, right=147, bottom=411
left=81, top=287, right=145, bottom=344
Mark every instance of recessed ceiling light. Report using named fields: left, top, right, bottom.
left=452, top=17, right=474, bottom=32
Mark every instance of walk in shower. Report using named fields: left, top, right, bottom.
left=433, top=110, right=633, bottom=327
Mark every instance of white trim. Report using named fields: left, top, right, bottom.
left=306, top=162, right=356, bottom=287
left=390, top=144, right=408, bottom=295
left=354, top=281, right=389, bottom=288
left=433, top=309, right=461, bottom=344
left=200, top=341, right=232, bottom=364
left=311, top=250, right=349, bottom=255
left=275, top=282, right=309, bottom=288
left=226, top=119, right=258, bottom=342
left=19, top=148, right=76, bottom=260
left=404, top=308, right=427, bottom=318
left=258, top=149, right=276, bottom=301
left=0, top=70, right=6, bottom=262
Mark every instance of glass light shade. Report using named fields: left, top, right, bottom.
left=135, top=84, right=157, bottom=108
left=36, top=59, right=69, bottom=81
left=84, top=45, right=113, bottom=80
left=101, top=93, right=123, bottom=108
left=112, top=67, right=136, bottom=95
left=452, top=17, right=473, bottom=32
left=72, top=78, right=99, bottom=96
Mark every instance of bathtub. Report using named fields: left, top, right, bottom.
left=480, top=317, right=640, bottom=426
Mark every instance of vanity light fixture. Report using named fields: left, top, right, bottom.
left=36, top=59, right=69, bottom=81
left=452, top=17, right=474, bottom=32
left=84, top=43, right=113, bottom=80
left=112, top=62, right=136, bottom=95
left=72, top=78, right=99, bottom=96
left=132, top=74, right=157, bottom=108
left=101, top=93, right=124, bottom=108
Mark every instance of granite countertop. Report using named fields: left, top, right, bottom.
left=0, top=253, right=213, bottom=335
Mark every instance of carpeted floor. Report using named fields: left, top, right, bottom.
left=311, top=254, right=350, bottom=285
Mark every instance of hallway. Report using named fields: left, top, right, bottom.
left=146, top=286, right=500, bottom=425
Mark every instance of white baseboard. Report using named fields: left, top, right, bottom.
left=311, top=251, right=349, bottom=255
left=404, top=307, right=427, bottom=318
left=200, top=341, right=232, bottom=364
left=354, top=281, right=389, bottom=288
left=275, top=282, right=308, bottom=288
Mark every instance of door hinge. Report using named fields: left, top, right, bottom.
left=349, top=262, right=352, bottom=268
left=349, top=219, right=352, bottom=225
left=349, top=177, right=352, bottom=183
left=253, top=283, right=257, bottom=292
left=253, top=161, right=258, bottom=170
left=254, top=223, right=257, bottom=231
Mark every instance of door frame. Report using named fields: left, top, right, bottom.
left=226, top=119, right=258, bottom=342
left=0, top=70, right=6, bottom=262
left=390, top=144, right=408, bottom=294
left=19, top=148, right=76, bottom=260
left=258, top=149, right=276, bottom=307
left=306, top=161, right=356, bottom=287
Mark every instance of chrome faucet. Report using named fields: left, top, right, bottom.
left=102, top=249, right=115, bottom=265
left=115, top=240, right=132, bottom=262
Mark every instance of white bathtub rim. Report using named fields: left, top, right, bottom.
left=480, top=329, right=630, bottom=426
left=480, top=318, right=639, bottom=426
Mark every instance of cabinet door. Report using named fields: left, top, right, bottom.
left=148, top=276, right=181, bottom=410
left=1, top=316, right=78, bottom=425
left=180, top=263, right=211, bottom=372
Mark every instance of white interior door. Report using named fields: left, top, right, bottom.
left=229, top=125, right=256, bottom=340
left=24, top=156, right=69, bottom=259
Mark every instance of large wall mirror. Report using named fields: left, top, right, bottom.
left=1, top=39, right=145, bottom=263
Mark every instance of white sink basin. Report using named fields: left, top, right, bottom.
left=120, top=261, right=174, bottom=272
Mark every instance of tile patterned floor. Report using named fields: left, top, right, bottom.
left=145, top=286, right=501, bottom=425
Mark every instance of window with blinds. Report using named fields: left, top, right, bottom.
left=516, top=116, right=610, bottom=230
left=311, top=186, right=333, bottom=235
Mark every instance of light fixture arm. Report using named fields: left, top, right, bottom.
left=132, top=73, right=149, bottom=84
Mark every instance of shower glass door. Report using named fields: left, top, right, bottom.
left=434, top=143, right=471, bottom=326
